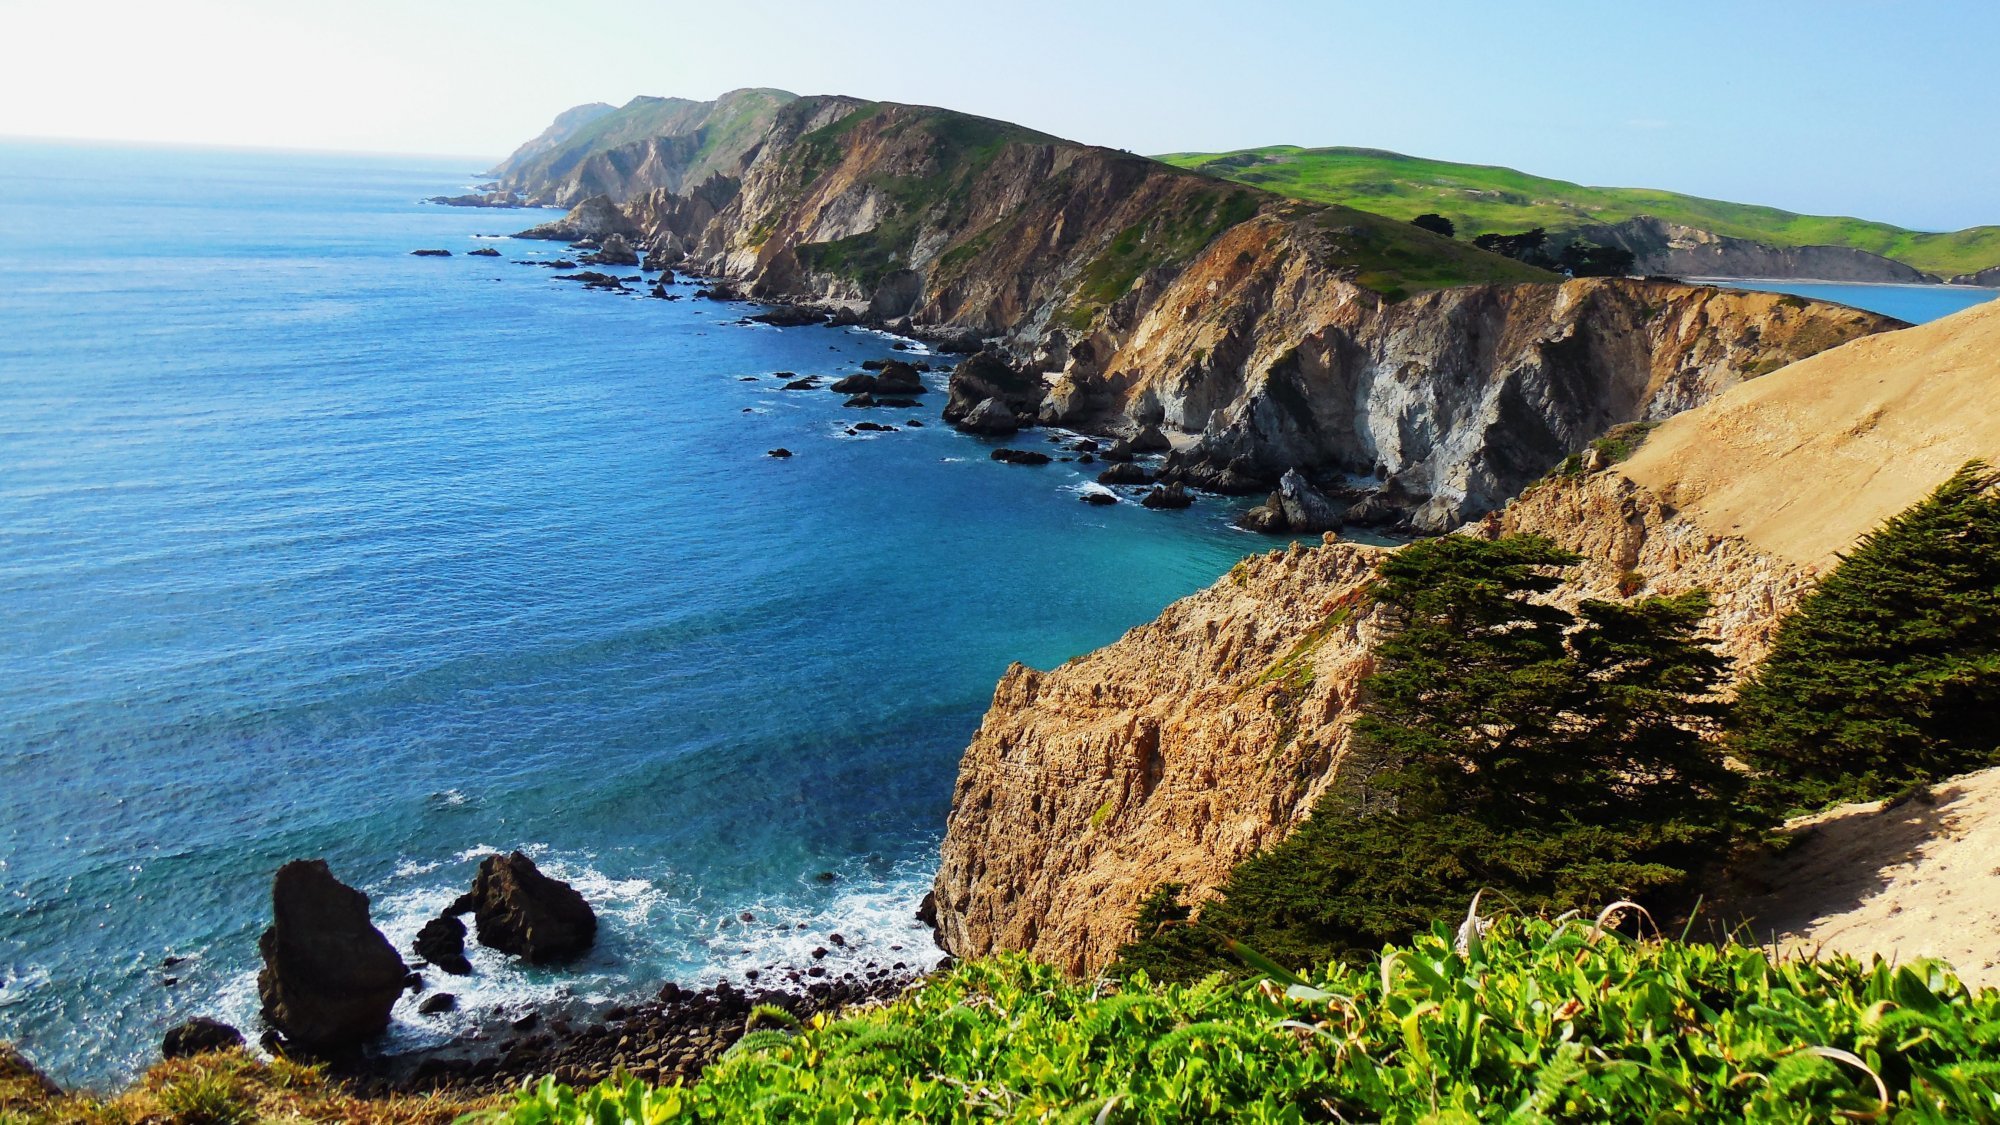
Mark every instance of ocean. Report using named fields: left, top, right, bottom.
left=0, top=142, right=1261, bottom=1087
left=1705, top=277, right=1998, bottom=324
left=2, top=142, right=1990, bottom=1089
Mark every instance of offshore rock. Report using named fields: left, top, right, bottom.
left=451, top=851, right=597, bottom=964
left=1276, top=469, right=1343, bottom=533
left=516, top=194, right=641, bottom=242
left=1140, top=482, right=1194, bottom=509
left=944, top=353, right=1041, bottom=427
left=990, top=448, right=1052, bottom=466
left=872, top=361, right=925, bottom=395
left=582, top=233, right=640, bottom=266
left=413, top=914, right=472, bottom=976
left=957, top=397, right=1020, bottom=436
left=257, top=860, right=410, bottom=1052
left=162, top=1017, right=245, bottom=1059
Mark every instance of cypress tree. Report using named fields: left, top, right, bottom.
left=1733, top=461, right=2000, bottom=806
left=1116, top=535, right=1739, bottom=980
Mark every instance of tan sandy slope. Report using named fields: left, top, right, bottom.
left=1721, top=766, right=2000, bottom=990
left=1620, top=297, right=2000, bottom=568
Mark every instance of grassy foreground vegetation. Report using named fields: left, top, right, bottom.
left=482, top=918, right=2000, bottom=1122
left=0, top=1046, right=489, bottom=1124
left=1157, top=146, right=2000, bottom=278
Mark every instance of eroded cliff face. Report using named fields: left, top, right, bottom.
left=932, top=467, right=1816, bottom=973
left=522, top=95, right=1897, bottom=530
left=1126, top=276, right=1891, bottom=529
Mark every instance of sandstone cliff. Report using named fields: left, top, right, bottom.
left=934, top=300, right=2000, bottom=974
left=512, top=95, right=1897, bottom=529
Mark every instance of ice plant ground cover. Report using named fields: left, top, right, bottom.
left=485, top=909, right=2000, bottom=1123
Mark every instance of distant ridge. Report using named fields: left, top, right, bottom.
left=1158, top=145, right=2000, bottom=282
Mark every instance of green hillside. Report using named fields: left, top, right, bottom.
left=494, top=88, right=798, bottom=195
left=1157, top=146, right=2000, bottom=278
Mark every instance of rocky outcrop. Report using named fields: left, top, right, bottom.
left=932, top=466, right=1819, bottom=973
left=1142, top=278, right=1894, bottom=530
left=413, top=915, right=472, bottom=976
left=450, top=852, right=597, bottom=964
left=516, top=195, right=641, bottom=243
left=582, top=234, right=639, bottom=266
left=1275, top=470, right=1342, bottom=533
left=257, top=860, right=410, bottom=1051
left=1573, top=217, right=1936, bottom=283
left=1948, top=265, right=2000, bottom=286
left=162, top=1017, right=244, bottom=1059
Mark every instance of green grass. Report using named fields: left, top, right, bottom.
left=484, top=913, right=2000, bottom=1122
left=498, top=88, right=798, bottom=194
left=1157, top=146, right=2000, bottom=278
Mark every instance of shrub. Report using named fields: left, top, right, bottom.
left=1733, top=461, right=2000, bottom=807
left=486, top=914, right=2000, bottom=1122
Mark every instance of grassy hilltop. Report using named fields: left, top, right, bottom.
left=1157, top=146, right=2000, bottom=278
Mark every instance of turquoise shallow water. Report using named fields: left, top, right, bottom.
left=0, top=142, right=1264, bottom=1086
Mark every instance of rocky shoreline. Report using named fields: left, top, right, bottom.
left=117, top=849, right=948, bottom=1103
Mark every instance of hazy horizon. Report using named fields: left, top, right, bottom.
left=3, top=0, right=1996, bottom=232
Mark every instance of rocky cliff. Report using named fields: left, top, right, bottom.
left=509, top=94, right=1896, bottom=529
left=1949, top=265, right=2000, bottom=286
left=490, top=89, right=797, bottom=207
left=931, top=471, right=1811, bottom=972
left=934, top=299, right=2000, bottom=974
left=1574, top=217, right=1934, bottom=283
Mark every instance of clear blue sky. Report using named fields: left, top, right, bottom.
left=2, top=0, right=1993, bottom=230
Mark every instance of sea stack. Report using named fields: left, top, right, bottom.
left=256, top=860, right=410, bottom=1052
left=448, top=851, right=597, bottom=964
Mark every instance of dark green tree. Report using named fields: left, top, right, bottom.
left=1558, top=241, right=1637, bottom=277
left=1410, top=212, right=1456, bottom=238
left=1733, top=461, right=2000, bottom=806
left=1115, top=535, right=1740, bottom=981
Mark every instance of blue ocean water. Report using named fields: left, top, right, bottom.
left=1708, top=277, right=1997, bottom=324
left=0, top=142, right=1264, bottom=1087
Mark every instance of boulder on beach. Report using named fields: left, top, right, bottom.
left=413, top=914, right=472, bottom=976
left=256, top=860, right=410, bottom=1053
left=448, top=851, right=597, bottom=965
left=162, top=1017, right=245, bottom=1060
left=958, top=397, right=1019, bottom=436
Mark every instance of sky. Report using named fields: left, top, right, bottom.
left=2, top=0, right=1994, bottom=231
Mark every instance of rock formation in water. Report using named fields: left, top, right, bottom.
left=161, top=1017, right=244, bottom=1060
left=505, top=95, right=1896, bottom=529
left=932, top=300, right=2000, bottom=973
left=449, top=851, right=597, bottom=964
left=256, top=860, right=410, bottom=1051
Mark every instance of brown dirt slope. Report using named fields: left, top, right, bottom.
left=1619, top=298, right=2000, bottom=568
left=1718, top=766, right=2000, bottom=990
